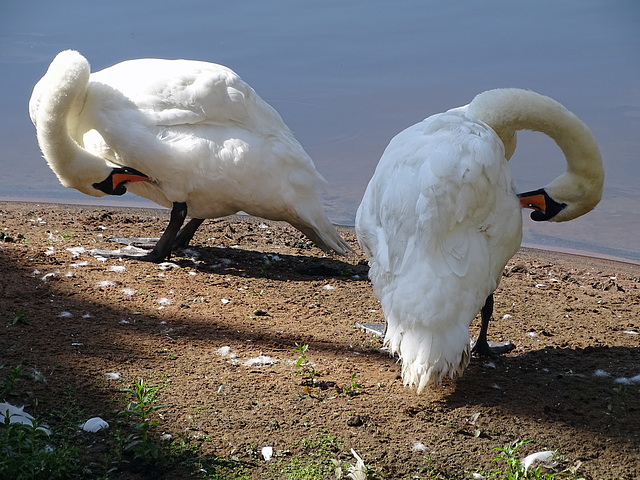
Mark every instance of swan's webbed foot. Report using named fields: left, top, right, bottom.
left=471, top=338, right=515, bottom=357
left=139, top=250, right=169, bottom=263
left=470, top=293, right=516, bottom=357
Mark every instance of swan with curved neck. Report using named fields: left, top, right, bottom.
left=468, top=88, right=604, bottom=222
left=355, top=88, right=604, bottom=391
left=29, top=50, right=351, bottom=261
left=29, top=51, right=149, bottom=196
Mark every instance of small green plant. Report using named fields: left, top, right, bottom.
left=488, top=440, right=563, bottom=479
left=247, top=289, right=269, bottom=317
left=258, top=265, right=271, bottom=278
left=343, top=373, right=362, bottom=397
left=119, top=379, right=166, bottom=462
left=0, top=367, right=81, bottom=479
left=0, top=364, right=23, bottom=399
left=165, top=351, right=178, bottom=360
left=490, top=440, right=529, bottom=478
left=12, top=308, right=29, bottom=326
left=293, top=343, right=321, bottom=384
left=59, top=231, right=75, bottom=239
left=607, top=385, right=629, bottom=414
left=0, top=415, right=80, bottom=480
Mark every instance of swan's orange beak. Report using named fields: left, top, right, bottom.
left=93, top=167, right=151, bottom=196
left=517, top=188, right=567, bottom=221
left=518, top=192, right=546, bottom=212
left=111, top=171, right=150, bottom=189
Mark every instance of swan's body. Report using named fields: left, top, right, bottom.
left=356, top=89, right=604, bottom=392
left=29, top=50, right=350, bottom=260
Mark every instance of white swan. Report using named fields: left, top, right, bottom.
left=355, top=89, right=604, bottom=392
left=29, top=50, right=351, bottom=261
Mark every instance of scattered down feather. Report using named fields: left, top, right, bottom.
left=0, top=402, right=51, bottom=435
left=347, top=449, right=368, bottom=480
left=522, top=450, right=555, bottom=474
left=80, top=417, right=109, bottom=432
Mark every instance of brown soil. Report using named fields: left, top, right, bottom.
left=1, top=201, right=639, bottom=479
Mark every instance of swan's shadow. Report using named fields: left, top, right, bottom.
left=166, top=242, right=367, bottom=282
left=440, top=345, right=640, bottom=442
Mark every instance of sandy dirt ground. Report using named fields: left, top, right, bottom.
left=1, top=201, right=639, bottom=479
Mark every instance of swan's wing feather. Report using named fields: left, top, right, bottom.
left=414, top=116, right=505, bottom=277
left=81, top=58, right=319, bottom=180
left=359, top=111, right=507, bottom=280
left=89, top=59, right=286, bottom=132
left=357, top=157, right=416, bottom=275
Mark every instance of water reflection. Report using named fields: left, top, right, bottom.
left=1, top=1, right=639, bottom=260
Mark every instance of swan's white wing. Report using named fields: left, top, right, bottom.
left=359, top=111, right=507, bottom=279
left=356, top=109, right=522, bottom=390
left=76, top=58, right=325, bottom=205
left=88, top=59, right=286, bottom=133
left=74, top=57, right=349, bottom=253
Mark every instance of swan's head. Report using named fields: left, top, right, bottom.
left=519, top=169, right=604, bottom=223
left=92, top=166, right=151, bottom=196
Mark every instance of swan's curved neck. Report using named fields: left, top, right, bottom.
left=32, top=51, right=113, bottom=197
left=467, top=88, right=604, bottom=221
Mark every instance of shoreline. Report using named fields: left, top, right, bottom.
left=2, top=199, right=639, bottom=269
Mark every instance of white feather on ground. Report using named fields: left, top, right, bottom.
left=522, top=450, right=555, bottom=474
left=347, top=449, right=368, bottom=480
left=0, top=402, right=51, bottom=435
left=80, top=417, right=109, bottom=432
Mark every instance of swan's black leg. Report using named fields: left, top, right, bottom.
left=173, top=218, right=205, bottom=248
left=144, top=202, right=188, bottom=262
left=471, top=294, right=515, bottom=356
left=472, top=294, right=493, bottom=356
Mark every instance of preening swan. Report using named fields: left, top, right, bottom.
left=29, top=50, right=350, bottom=261
left=355, top=88, right=604, bottom=392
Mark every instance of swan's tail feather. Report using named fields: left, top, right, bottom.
left=385, top=317, right=471, bottom=393
left=292, top=217, right=352, bottom=256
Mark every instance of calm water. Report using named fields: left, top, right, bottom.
left=1, top=1, right=639, bottom=261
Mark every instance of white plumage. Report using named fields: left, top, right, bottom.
left=356, top=89, right=604, bottom=392
left=29, top=50, right=350, bottom=261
